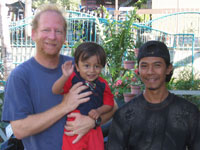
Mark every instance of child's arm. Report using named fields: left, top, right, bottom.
left=88, top=105, right=113, bottom=120
left=52, top=61, right=74, bottom=94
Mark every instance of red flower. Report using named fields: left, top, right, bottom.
left=115, top=80, right=123, bottom=86
left=115, top=91, right=119, bottom=96
left=131, top=77, right=137, bottom=82
left=134, top=69, right=139, bottom=75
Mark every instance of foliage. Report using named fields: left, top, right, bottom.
left=167, top=68, right=200, bottom=90
left=0, top=93, right=3, bottom=120
left=98, top=6, right=139, bottom=83
left=134, top=34, right=144, bottom=48
left=125, top=50, right=136, bottom=61
left=187, top=96, right=200, bottom=110
left=0, top=92, right=7, bottom=129
left=96, top=6, right=142, bottom=99
left=167, top=67, right=200, bottom=109
left=129, top=69, right=143, bottom=86
left=133, top=0, right=148, bottom=9
left=106, top=68, right=143, bottom=98
left=65, top=20, right=86, bottom=56
left=70, top=39, right=84, bottom=57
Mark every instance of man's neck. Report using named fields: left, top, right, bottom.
left=34, top=53, right=60, bottom=69
left=143, top=86, right=169, bottom=104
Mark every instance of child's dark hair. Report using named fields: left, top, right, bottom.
left=74, top=42, right=106, bottom=67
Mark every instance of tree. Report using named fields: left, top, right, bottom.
left=120, top=0, right=147, bottom=8
left=133, top=0, right=147, bottom=9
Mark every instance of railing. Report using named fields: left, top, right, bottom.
left=170, top=90, right=200, bottom=96
left=0, top=11, right=200, bottom=82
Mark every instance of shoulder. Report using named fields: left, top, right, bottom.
left=114, top=94, right=143, bottom=120
left=69, top=71, right=77, bottom=81
left=60, top=54, right=74, bottom=63
left=5, top=58, right=35, bottom=96
left=171, top=93, right=199, bottom=114
left=98, top=76, right=109, bottom=84
left=95, top=77, right=109, bottom=89
left=9, top=57, right=34, bottom=79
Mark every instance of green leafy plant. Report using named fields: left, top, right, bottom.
left=0, top=92, right=8, bottom=130
left=134, top=35, right=144, bottom=48
left=97, top=6, right=139, bottom=87
left=110, top=73, right=131, bottom=98
left=70, top=39, right=84, bottom=57
left=167, top=67, right=200, bottom=109
left=167, top=68, right=200, bottom=90
left=125, top=50, right=136, bottom=61
left=0, top=92, right=3, bottom=120
left=129, top=69, right=143, bottom=86
left=108, top=69, right=143, bottom=98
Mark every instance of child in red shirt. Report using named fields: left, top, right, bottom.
left=52, top=42, right=114, bottom=150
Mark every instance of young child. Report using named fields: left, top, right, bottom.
left=52, top=42, right=114, bottom=150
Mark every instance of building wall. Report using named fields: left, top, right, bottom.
left=152, top=0, right=200, bottom=9
left=149, top=0, right=200, bottom=36
left=150, top=0, right=200, bottom=74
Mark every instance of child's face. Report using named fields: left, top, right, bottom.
left=76, top=55, right=103, bottom=82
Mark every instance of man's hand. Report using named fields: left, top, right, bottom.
left=62, top=61, right=74, bottom=78
left=10, top=82, right=92, bottom=140
left=64, top=113, right=95, bottom=144
left=61, top=82, right=92, bottom=113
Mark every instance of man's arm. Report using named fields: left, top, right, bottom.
left=11, top=82, right=91, bottom=139
left=64, top=101, right=118, bottom=143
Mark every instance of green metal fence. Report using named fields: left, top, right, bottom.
left=1, top=11, right=200, bottom=82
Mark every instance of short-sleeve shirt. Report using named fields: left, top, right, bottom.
left=2, top=55, right=73, bottom=150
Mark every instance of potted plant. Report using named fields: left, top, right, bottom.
left=109, top=68, right=143, bottom=103
left=123, top=50, right=136, bottom=69
left=129, top=69, right=143, bottom=95
left=97, top=6, right=139, bottom=84
left=108, top=70, right=132, bottom=104
left=123, top=92, right=135, bottom=103
left=111, top=72, right=131, bottom=99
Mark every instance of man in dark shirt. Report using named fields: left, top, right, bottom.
left=107, top=40, right=200, bottom=150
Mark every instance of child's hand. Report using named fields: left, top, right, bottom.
left=88, top=109, right=100, bottom=120
left=62, top=61, right=74, bottom=77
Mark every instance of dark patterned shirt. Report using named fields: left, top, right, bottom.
left=107, top=93, right=200, bottom=150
